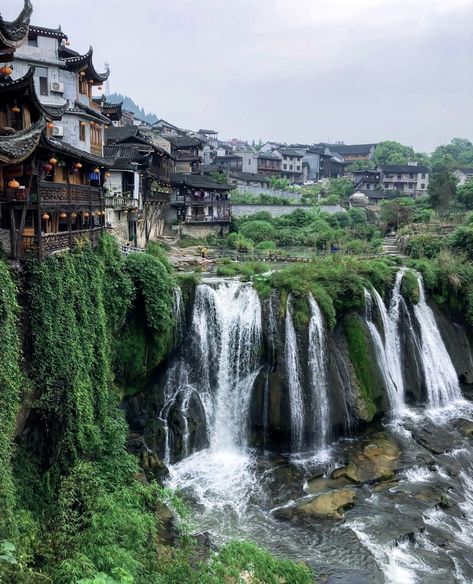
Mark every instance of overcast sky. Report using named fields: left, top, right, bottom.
left=3, top=0, right=473, bottom=151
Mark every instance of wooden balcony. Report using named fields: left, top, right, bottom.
left=38, top=181, right=104, bottom=208
left=21, top=227, right=106, bottom=259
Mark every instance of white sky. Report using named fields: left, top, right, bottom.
left=3, top=0, right=473, bottom=151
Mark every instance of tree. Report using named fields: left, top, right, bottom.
left=457, top=180, right=473, bottom=210
left=374, top=141, right=429, bottom=167
left=379, top=198, right=415, bottom=228
left=431, top=138, right=473, bottom=170
left=428, top=168, right=458, bottom=210
left=346, top=160, right=376, bottom=172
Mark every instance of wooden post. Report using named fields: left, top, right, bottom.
left=67, top=175, right=72, bottom=247
left=37, top=177, right=43, bottom=260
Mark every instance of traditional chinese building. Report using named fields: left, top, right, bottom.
left=0, top=1, right=110, bottom=260
left=169, top=173, right=231, bottom=237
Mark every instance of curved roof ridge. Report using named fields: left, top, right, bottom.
left=0, top=0, right=32, bottom=47
left=62, top=45, right=110, bottom=82
left=0, top=115, right=45, bottom=164
left=0, top=67, right=68, bottom=120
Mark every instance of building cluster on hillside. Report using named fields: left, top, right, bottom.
left=0, top=1, right=439, bottom=259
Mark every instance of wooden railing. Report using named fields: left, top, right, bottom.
left=38, top=182, right=103, bottom=207
left=21, top=227, right=105, bottom=259
left=105, top=196, right=138, bottom=209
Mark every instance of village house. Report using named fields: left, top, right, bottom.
left=166, top=135, right=202, bottom=173
left=257, top=151, right=282, bottom=178
left=168, top=172, right=232, bottom=237
left=0, top=2, right=110, bottom=260
left=453, top=167, right=473, bottom=186
left=322, top=143, right=377, bottom=163
left=380, top=164, right=429, bottom=196
left=276, top=147, right=304, bottom=183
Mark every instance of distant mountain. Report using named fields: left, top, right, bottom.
left=106, top=93, right=159, bottom=125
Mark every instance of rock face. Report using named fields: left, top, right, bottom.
left=277, top=489, right=357, bottom=521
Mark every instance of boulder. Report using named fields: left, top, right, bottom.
left=292, top=489, right=357, bottom=520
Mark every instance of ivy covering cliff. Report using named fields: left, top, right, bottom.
left=0, top=234, right=313, bottom=584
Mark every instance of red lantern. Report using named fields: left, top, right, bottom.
left=74, top=162, right=83, bottom=169
left=43, top=163, right=53, bottom=173
left=8, top=179, right=20, bottom=189
left=49, top=156, right=58, bottom=166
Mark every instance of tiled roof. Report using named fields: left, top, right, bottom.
left=28, top=24, right=67, bottom=41
left=277, top=147, right=305, bottom=157
left=0, top=0, right=32, bottom=51
left=167, top=136, right=202, bottom=148
left=41, top=135, right=112, bottom=167
left=0, top=68, right=67, bottom=120
left=104, top=144, right=149, bottom=170
left=171, top=173, right=233, bottom=191
left=322, top=143, right=377, bottom=155
left=62, top=46, right=110, bottom=82
left=0, top=117, right=43, bottom=164
left=381, top=164, right=429, bottom=174
left=105, top=126, right=140, bottom=144
left=68, top=100, right=111, bottom=124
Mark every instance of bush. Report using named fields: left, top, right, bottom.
left=400, top=269, right=420, bottom=304
left=255, top=240, right=277, bottom=251
left=405, top=234, right=444, bottom=259
left=240, top=220, right=276, bottom=243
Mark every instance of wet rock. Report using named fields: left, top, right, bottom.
left=307, top=475, right=353, bottom=495
left=290, top=489, right=357, bottom=520
left=126, top=433, right=170, bottom=483
left=330, top=433, right=401, bottom=485
left=455, top=418, right=473, bottom=438
left=410, top=426, right=454, bottom=455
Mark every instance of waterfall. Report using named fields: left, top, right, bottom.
left=364, top=271, right=407, bottom=417
left=307, top=294, right=330, bottom=449
left=172, top=287, right=185, bottom=345
left=285, top=296, right=305, bottom=451
left=413, top=275, right=462, bottom=409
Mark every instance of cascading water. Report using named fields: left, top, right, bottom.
left=364, top=271, right=407, bottom=417
left=413, top=275, right=463, bottom=409
left=307, top=294, right=330, bottom=449
left=285, top=295, right=305, bottom=451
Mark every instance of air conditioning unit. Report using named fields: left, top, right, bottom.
left=50, top=81, right=64, bottom=93
left=52, top=126, right=64, bottom=137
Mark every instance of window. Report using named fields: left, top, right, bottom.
left=289, top=164, right=293, bottom=170
left=421, top=173, right=426, bottom=179
left=79, top=122, right=86, bottom=141
left=28, top=37, right=38, bottom=47
left=79, top=78, right=89, bottom=96
left=248, top=159, right=251, bottom=166
left=366, top=184, right=370, bottom=190
left=296, top=165, right=301, bottom=171
left=409, top=173, right=414, bottom=179
left=421, top=183, right=425, bottom=189
left=35, top=66, right=48, bottom=96
left=397, top=174, right=402, bottom=179
left=283, top=164, right=287, bottom=170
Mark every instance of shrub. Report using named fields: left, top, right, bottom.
left=255, top=240, right=277, bottom=251
left=240, top=220, right=276, bottom=243
left=400, top=269, right=420, bottom=304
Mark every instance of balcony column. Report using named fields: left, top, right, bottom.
left=37, top=175, right=43, bottom=260
left=67, top=179, right=72, bottom=248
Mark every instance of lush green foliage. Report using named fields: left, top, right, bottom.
left=431, top=138, right=473, bottom=170
left=239, top=220, right=277, bottom=243
left=400, top=269, right=420, bottom=304
left=373, top=140, right=429, bottom=167
left=0, top=261, right=25, bottom=539
left=114, top=251, right=175, bottom=394
left=230, top=191, right=295, bottom=205
left=266, top=256, right=396, bottom=328
left=343, top=315, right=377, bottom=420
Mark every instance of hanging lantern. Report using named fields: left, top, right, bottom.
left=42, top=213, right=50, bottom=220
left=65, top=40, right=71, bottom=46
left=71, top=212, right=77, bottom=219
left=11, top=104, right=20, bottom=113
left=43, top=163, right=53, bottom=173
left=105, top=172, right=111, bottom=178
left=79, top=121, right=86, bottom=126
left=95, top=211, right=101, bottom=216
left=0, top=64, right=13, bottom=76
left=59, top=212, right=67, bottom=219
left=93, top=167, right=100, bottom=173
left=8, top=179, right=20, bottom=189
left=83, top=212, right=89, bottom=218
left=49, top=156, right=58, bottom=166
left=47, top=121, right=55, bottom=129
left=80, top=71, right=86, bottom=77
left=74, top=162, right=83, bottom=169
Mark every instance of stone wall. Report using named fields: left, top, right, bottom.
left=235, top=185, right=302, bottom=201
left=181, top=223, right=230, bottom=239
left=0, top=228, right=12, bottom=256
left=232, top=204, right=344, bottom=217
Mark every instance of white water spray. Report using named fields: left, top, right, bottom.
left=285, top=295, right=305, bottom=451
left=413, top=275, right=462, bottom=409
left=308, top=294, right=330, bottom=449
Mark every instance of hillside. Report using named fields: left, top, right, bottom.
left=107, top=93, right=159, bottom=125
